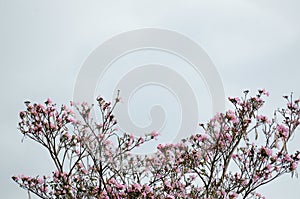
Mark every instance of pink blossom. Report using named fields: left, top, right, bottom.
left=150, top=130, right=159, bottom=139
left=291, top=162, right=298, bottom=170
left=132, top=183, right=142, bottom=192
left=277, top=124, right=289, bottom=138
left=284, top=154, right=292, bottom=162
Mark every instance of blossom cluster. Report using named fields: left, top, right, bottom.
left=13, top=90, right=300, bottom=198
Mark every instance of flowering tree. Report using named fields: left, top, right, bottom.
left=13, top=90, right=300, bottom=199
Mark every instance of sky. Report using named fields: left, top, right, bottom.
left=1, top=0, right=300, bottom=198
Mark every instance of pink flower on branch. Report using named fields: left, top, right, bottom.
left=13, top=90, right=300, bottom=199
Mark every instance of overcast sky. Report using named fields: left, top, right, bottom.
left=1, top=0, right=300, bottom=198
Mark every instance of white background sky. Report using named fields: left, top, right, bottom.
left=1, top=0, right=300, bottom=198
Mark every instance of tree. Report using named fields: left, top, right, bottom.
left=13, top=90, right=300, bottom=198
